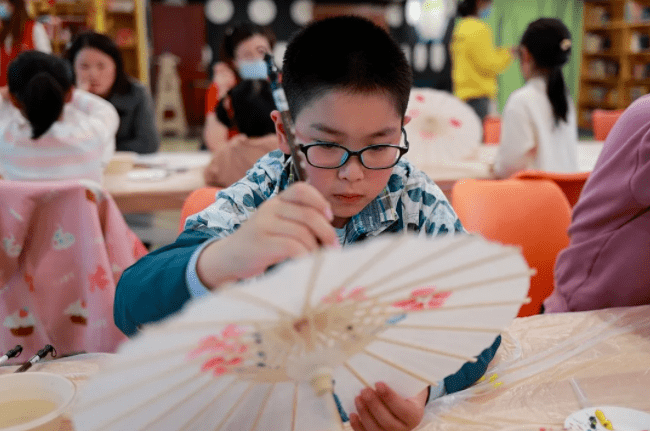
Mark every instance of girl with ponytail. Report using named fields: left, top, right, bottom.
left=0, top=51, right=118, bottom=183
left=492, top=18, right=579, bottom=178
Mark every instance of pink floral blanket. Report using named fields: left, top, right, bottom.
left=0, top=180, right=147, bottom=360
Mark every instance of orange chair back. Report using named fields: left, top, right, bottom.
left=483, top=116, right=501, bottom=144
left=451, top=178, right=571, bottom=317
left=592, top=109, right=623, bottom=141
left=178, top=187, right=221, bottom=233
left=511, top=170, right=590, bottom=208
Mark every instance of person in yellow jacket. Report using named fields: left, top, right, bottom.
left=451, top=0, right=512, bottom=122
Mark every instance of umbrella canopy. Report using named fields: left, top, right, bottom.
left=404, top=88, right=482, bottom=167
left=73, top=233, right=531, bottom=431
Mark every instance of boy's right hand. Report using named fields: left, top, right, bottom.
left=196, top=182, right=339, bottom=289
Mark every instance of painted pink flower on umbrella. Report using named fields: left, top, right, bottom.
left=189, top=325, right=248, bottom=376
left=322, top=286, right=367, bottom=304
left=392, top=288, right=452, bottom=311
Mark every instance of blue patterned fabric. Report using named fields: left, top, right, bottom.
left=185, top=150, right=464, bottom=241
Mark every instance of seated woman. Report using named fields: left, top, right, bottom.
left=492, top=18, right=578, bottom=178
left=66, top=31, right=159, bottom=154
left=202, top=21, right=279, bottom=186
left=0, top=51, right=118, bottom=184
left=544, top=95, right=650, bottom=313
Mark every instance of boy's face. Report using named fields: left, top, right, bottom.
left=272, top=90, right=409, bottom=228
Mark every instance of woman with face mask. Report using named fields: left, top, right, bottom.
left=202, top=21, right=280, bottom=187
left=451, top=0, right=513, bottom=123
left=0, top=0, right=51, bottom=86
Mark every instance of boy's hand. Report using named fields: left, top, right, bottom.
left=197, top=182, right=339, bottom=289
left=349, top=383, right=427, bottom=431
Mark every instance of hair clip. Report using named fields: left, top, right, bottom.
left=560, top=39, right=572, bottom=51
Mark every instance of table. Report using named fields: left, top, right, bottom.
left=3, top=304, right=647, bottom=431
left=103, top=152, right=211, bottom=214
left=102, top=143, right=605, bottom=214
left=411, top=141, right=604, bottom=199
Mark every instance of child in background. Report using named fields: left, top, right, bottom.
left=203, top=78, right=278, bottom=187
left=66, top=31, right=159, bottom=154
left=202, top=21, right=278, bottom=152
left=0, top=51, right=118, bottom=184
left=114, top=16, right=500, bottom=431
left=451, top=0, right=512, bottom=122
left=545, top=95, right=650, bottom=313
left=492, top=18, right=578, bottom=178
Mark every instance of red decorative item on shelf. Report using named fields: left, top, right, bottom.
left=115, top=28, right=134, bottom=47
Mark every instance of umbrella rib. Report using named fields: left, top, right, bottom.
left=391, top=324, right=503, bottom=333
left=366, top=249, right=527, bottom=302
left=291, top=382, right=299, bottom=431
left=143, top=319, right=277, bottom=333
left=182, top=378, right=239, bottom=431
left=76, top=355, right=210, bottom=411
left=304, top=251, right=325, bottom=351
left=213, top=382, right=256, bottom=431
left=361, top=234, right=479, bottom=295
left=371, top=298, right=530, bottom=319
left=224, top=290, right=296, bottom=318
left=302, top=249, right=324, bottom=316
left=139, top=374, right=221, bottom=431
left=343, top=362, right=371, bottom=388
left=82, top=371, right=206, bottom=430
left=373, top=335, right=477, bottom=362
left=248, top=383, right=276, bottom=431
left=335, top=234, right=409, bottom=291
left=361, top=348, right=438, bottom=385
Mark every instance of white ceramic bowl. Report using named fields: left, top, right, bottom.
left=0, top=372, right=76, bottom=431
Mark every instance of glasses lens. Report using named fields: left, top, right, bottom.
left=360, top=146, right=402, bottom=169
left=305, top=144, right=348, bottom=168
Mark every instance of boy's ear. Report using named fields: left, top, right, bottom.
left=270, top=110, right=292, bottom=155
left=403, top=115, right=412, bottom=127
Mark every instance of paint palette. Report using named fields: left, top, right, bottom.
left=565, top=406, right=650, bottom=431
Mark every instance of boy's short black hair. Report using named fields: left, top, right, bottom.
left=282, top=15, right=412, bottom=121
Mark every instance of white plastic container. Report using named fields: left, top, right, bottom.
left=0, top=372, right=76, bottom=431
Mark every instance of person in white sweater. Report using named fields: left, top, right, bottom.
left=0, top=51, right=118, bottom=184
left=492, top=18, right=578, bottom=178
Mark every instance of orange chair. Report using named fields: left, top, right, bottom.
left=592, top=109, right=624, bottom=141
left=511, top=170, right=590, bottom=208
left=178, top=187, right=221, bottom=233
left=451, top=178, right=571, bottom=317
left=483, top=116, right=501, bottom=144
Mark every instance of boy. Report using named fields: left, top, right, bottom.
left=114, top=16, right=498, bottom=431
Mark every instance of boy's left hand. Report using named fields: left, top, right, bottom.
left=349, top=383, right=427, bottom=431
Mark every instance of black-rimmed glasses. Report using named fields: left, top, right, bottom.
left=298, top=128, right=409, bottom=170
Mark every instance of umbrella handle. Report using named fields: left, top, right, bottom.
left=310, top=368, right=344, bottom=431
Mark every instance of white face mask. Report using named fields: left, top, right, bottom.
left=237, top=59, right=268, bottom=80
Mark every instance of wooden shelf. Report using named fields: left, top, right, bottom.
left=628, top=51, right=650, bottom=57
left=585, top=21, right=627, bottom=30
left=31, top=0, right=149, bottom=87
left=581, top=76, right=620, bottom=85
left=584, top=51, right=620, bottom=58
left=579, top=0, right=650, bottom=127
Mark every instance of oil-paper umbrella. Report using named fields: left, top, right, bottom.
left=72, top=233, right=531, bottom=431
left=404, top=88, right=483, bottom=167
